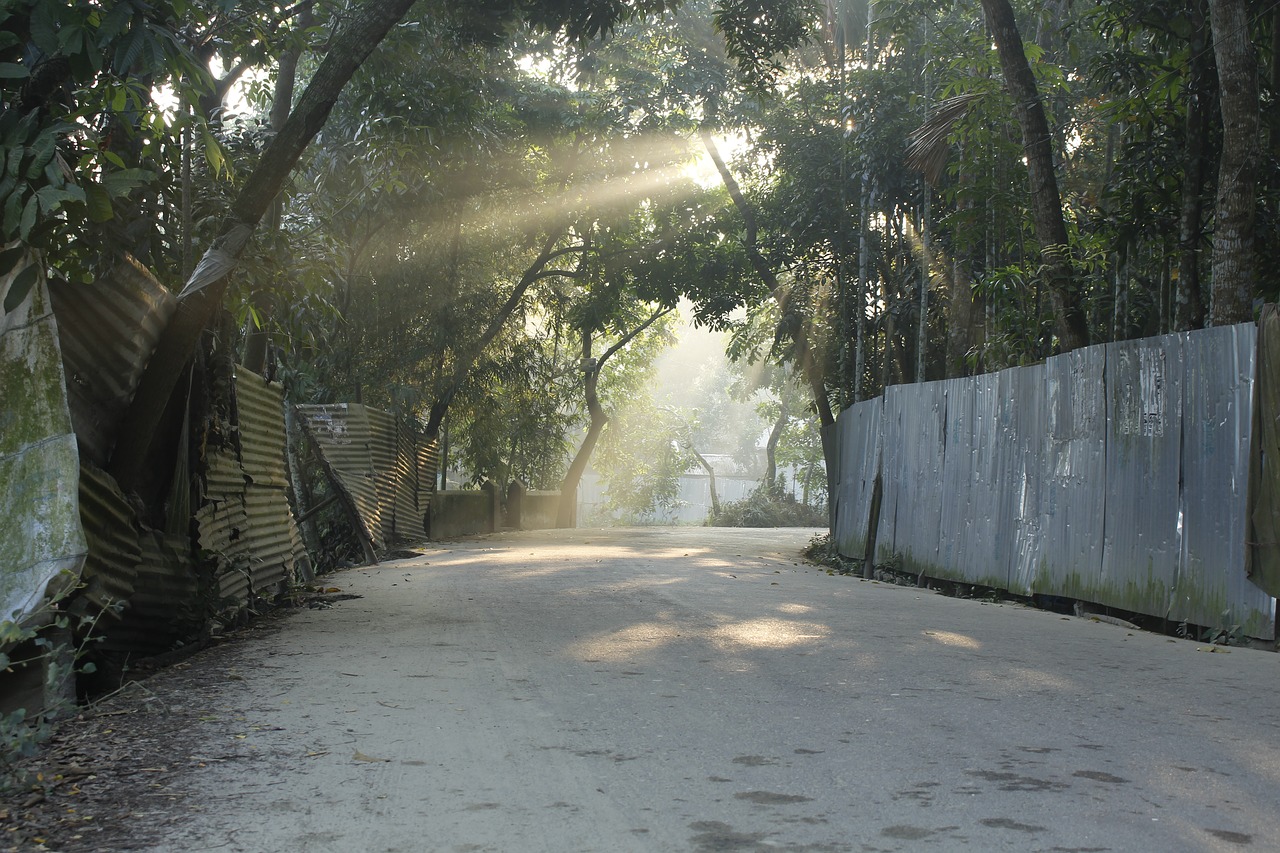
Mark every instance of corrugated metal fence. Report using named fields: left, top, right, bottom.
left=835, top=321, right=1278, bottom=639
left=295, top=403, right=439, bottom=549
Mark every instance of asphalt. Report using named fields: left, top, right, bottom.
left=150, top=527, right=1280, bottom=853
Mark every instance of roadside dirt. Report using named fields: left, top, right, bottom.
left=0, top=612, right=298, bottom=853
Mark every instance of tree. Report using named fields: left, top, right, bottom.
left=1206, top=0, right=1259, bottom=324
left=980, top=0, right=1088, bottom=351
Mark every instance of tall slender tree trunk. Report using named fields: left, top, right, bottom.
left=1207, top=0, right=1260, bottom=324
left=689, top=447, right=721, bottom=518
left=1176, top=0, right=1213, bottom=331
left=980, top=0, right=1089, bottom=352
left=110, top=0, right=420, bottom=492
left=555, top=306, right=672, bottom=528
left=557, top=333, right=606, bottom=529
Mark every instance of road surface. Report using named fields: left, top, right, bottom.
left=149, top=527, right=1278, bottom=852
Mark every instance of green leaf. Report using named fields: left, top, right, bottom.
left=29, top=0, right=59, bottom=55
left=2, top=190, right=22, bottom=234
left=24, top=134, right=55, bottom=180
left=84, top=182, right=113, bottom=222
left=18, top=194, right=37, bottom=240
left=100, top=167, right=154, bottom=196
left=4, top=263, right=38, bottom=314
left=0, top=62, right=28, bottom=79
left=0, top=32, right=19, bottom=52
left=0, top=245, right=24, bottom=277
left=96, top=3, right=132, bottom=44
left=79, top=661, right=96, bottom=675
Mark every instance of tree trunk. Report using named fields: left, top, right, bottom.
left=690, top=447, right=721, bottom=517
left=980, top=0, right=1089, bottom=351
left=422, top=229, right=572, bottom=440
left=764, top=406, right=786, bottom=492
left=109, top=0, right=419, bottom=491
left=1175, top=0, right=1212, bottom=331
left=557, top=332, right=606, bottom=529
left=555, top=306, right=672, bottom=528
left=244, top=1, right=314, bottom=374
left=1208, top=0, right=1260, bottom=324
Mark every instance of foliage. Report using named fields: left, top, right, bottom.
left=710, top=485, right=826, bottom=527
left=0, top=604, right=117, bottom=794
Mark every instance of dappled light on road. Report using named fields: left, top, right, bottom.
left=922, top=629, right=982, bottom=650
left=566, top=614, right=831, bottom=662
left=709, top=617, right=829, bottom=650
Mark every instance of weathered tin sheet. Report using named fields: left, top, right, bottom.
left=297, top=403, right=386, bottom=548
left=47, top=258, right=176, bottom=465
left=77, top=464, right=139, bottom=618
left=394, top=423, right=423, bottom=537
left=235, top=370, right=290, bottom=489
left=367, top=407, right=409, bottom=541
left=1, top=259, right=86, bottom=624
left=418, top=437, right=440, bottom=518
left=1176, top=323, right=1274, bottom=638
left=125, top=529, right=201, bottom=650
left=233, top=370, right=302, bottom=598
left=196, top=490, right=252, bottom=607
left=833, top=396, right=882, bottom=560
left=1101, top=336, right=1183, bottom=616
left=1032, top=348, right=1107, bottom=599
left=876, top=381, right=947, bottom=576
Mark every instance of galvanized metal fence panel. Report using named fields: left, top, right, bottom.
left=938, top=373, right=1007, bottom=588
left=876, top=381, right=947, bottom=576
left=835, top=321, right=1276, bottom=638
left=1176, top=324, right=1273, bottom=637
left=833, top=396, right=882, bottom=560
left=1101, top=336, right=1183, bottom=616
left=1005, top=364, right=1045, bottom=595
left=1032, top=348, right=1107, bottom=599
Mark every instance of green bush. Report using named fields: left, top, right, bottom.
left=709, top=486, right=827, bottom=528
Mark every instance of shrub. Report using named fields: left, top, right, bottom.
left=709, top=486, right=827, bottom=528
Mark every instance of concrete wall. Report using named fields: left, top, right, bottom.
left=517, top=491, right=563, bottom=530
left=429, top=490, right=496, bottom=539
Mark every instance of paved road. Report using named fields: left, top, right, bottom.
left=157, top=527, right=1279, bottom=852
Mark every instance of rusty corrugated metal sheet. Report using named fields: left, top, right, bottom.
left=297, top=404, right=386, bottom=548
left=418, top=437, right=440, bottom=513
left=195, top=370, right=304, bottom=609
left=48, top=257, right=176, bottom=466
left=76, top=464, right=139, bottom=619
left=196, top=491, right=252, bottom=607
left=367, top=407, right=404, bottom=541
left=236, top=371, right=291, bottom=489
left=128, top=530, right=202, bottom=648
left=234, top=369, right=303, bottom=594
left=295, top=404, right=439, bottom=550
